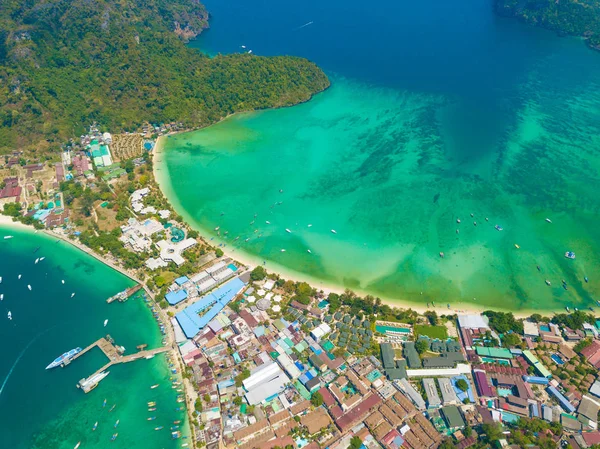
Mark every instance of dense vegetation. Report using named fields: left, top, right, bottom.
left=496, top=0, right=600, bottom=49
left=483, top=310, right=523, bottom=334
left=0, top=0, right=329, bottom=153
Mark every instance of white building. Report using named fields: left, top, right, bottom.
left=156, top=238, right=197, bottom=266
left=310, top=323, right=332, bottom=342
left=243, top=362, right=290, bottom=405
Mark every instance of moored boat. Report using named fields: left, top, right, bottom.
left=565, top=251, right=576, bottom=259
left=111, top=433, right=118, bottom=441
left=93, top=421, right=98, bottom=431
left=46, top=347, right=83, bottom=369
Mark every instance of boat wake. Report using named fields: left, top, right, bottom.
left=296, top=21, right=314, bottom=30
left=0, top=325, right=58, bottom=397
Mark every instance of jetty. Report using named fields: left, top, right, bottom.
left=106, top=284, right=143, bottom=303
left=72, top=335, right=171, bottom=393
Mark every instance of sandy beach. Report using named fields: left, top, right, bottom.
left=151, top=143, right=544, bottom=319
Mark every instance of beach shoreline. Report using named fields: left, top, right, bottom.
left=151, top=144, right=544, bottom=319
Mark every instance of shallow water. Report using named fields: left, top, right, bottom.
left=0, top=228, right=188, bottom=448
left=158, top=0, right=600, bottom=311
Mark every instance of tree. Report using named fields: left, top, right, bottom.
left=349, top=436, right=362, bottom=449
left=502, top=332, right=521, bottom=348
left=310, top=392, right=323, bottom=407
left=250, top=266, right=267, bottom=281
left=456, top=378, right=469, bottom=392
left=415, top=339, right=429, bottom=354
left=215, top=248, right=224, bottom=258
left=424, top=310, right=438, bottom=325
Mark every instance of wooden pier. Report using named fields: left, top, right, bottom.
left=106, top=284, right=143, bottom=303
left=72, top=335, right=171, bottom=393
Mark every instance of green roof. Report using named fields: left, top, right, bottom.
left=380, top=343, right=395, bottom=369
left=475, top=346, right=514, bottom=359
left=441, top=406, right=465, bottom=429
left=294, top=381, right=311, bottom=400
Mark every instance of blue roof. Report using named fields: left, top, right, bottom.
left=165, top=289, right=188, bottom=305
left=176, top=277, right=246, bottom=338
left=175, top=276, right=189, bottom=286
left=546, top=386, right=576, bottom=413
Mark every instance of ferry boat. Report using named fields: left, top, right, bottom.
left=46, top=347, right=82, bottom=369
left=565, top=251, right=576, bottom=260
left=79, top=371, right=110, bottom=393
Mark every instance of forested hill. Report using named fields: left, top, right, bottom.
left=0, top=0, right=330, bottom=153
left=496, top=0, right=600, bottom=49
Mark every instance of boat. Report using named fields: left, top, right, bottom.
left=514, top=244, right=520, bottom=249
left=565, top=251, right=576, bottom=260
left=7, top=311, right=12, bottom=320
left=79, top=371, right=110, bottom=392
left=545, top=280, right=551, bottom=286
left=585, top=277, right=589, bottom=283
left=35, top=258, right=39, bottom=264
left=241, top=45, right=246, bottom=48
left=214, top=226, right=220, bottom=231
left=248, top=50, right=252, bottom=54
left=439, top=252, right=444, bottom=258
left=148, top=401, right=156, bottom=406
left=145, top=354, right=155, bottom=360
left=545, top=218, right=552, bottom=223
left=114, top=420, right=120, bottom=428
left=111, top=433, right=118, bottom=441
left=74, top=442, right=81, bottom=449
left=46, top=347, right=83, bottom=369
left=285, top=228, right=291, bottom=233
left=566, top=306, right=570, bottom=312
left=494, top=225, right=503, bottom=231
left=575, top=307, right=579, bottom=312
left=103, top=319, right=108, bottom=327
left=0, top=276, right=2, bottom=283
left=307, top=249, right=312, bottom=254
left=330, top=229, right=337, bottom=234
left=148, top=416, right=156, bottom=421
left=172, top=431, right=181, bottom=439
left=93, top=421, right=98, bottom=431
left=485, top=217, right=489, bottom=222
left=596, top=300, right=600, bottom=307
left=27, top=284, right=32, bottom=291
left=103, top=399, right=107, bottom=407
left=4, top=236, right=13, bottom=239
left=308, top=224, right=312, bottom=227
left=148, top=407, right=157, bottom=412
left=155, top=426, right=164, bottom=431
left=109, top=404, right=116, bottom=412
left=280, top=249, right=286, bottom=252
left=61, top=280, right=65, bottom=284
left=1, top=294, right=4, bottom=300
left=150, top=384, right=159, bottom=389
left=456, top=218, right=461, bottom=223
left=40, top=257, right=45, bottom=261
left=71, top=293, right=76, bottom=298
left=173, top=420, right=181, bottom=425
left=473, top=221, right=477, bottom=226
left=456, top=229, right=459, bottom=234
left=537, top=265, right=541, bottom=271
left=171, top=425, right=180, bottom=430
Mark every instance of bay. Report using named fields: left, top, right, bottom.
left=159, top=0, right=600, bottom=312
left=0, top=227, right=188, bottom=449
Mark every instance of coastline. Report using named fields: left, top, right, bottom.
left=152, top=142, right=543, bottom=319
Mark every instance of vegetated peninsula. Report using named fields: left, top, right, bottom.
left=496, top=0, right=600, bottom=49
left=0, top=0, right=330, bottom=153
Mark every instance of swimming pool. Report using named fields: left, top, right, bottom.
left=497, top=388, right=513, bottom=397
left=481, top=357, right=510, bottom=366
left=551, top=354, right=565, bottom=365
left=540, top=325, right=551, bottom=332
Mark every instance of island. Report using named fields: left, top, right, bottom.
left=496, top=0, right=600, bottom=50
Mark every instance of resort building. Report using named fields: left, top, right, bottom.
left=156, top=238, right=196, bottom=266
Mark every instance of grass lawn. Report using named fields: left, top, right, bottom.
left=414, top=324, right=448, bottom=340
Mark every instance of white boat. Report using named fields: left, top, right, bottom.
left=7, top=311, right=12, bottom=320
left=114, top=419, right=120, bottom=428
left=241, top=45, right=246, bottom=48
left=0, top=276, right=3, bottom=283
left=40, top=257, right=45, bottom=261
left=35, top=258, right=39, bottom=264
left=285, top=229, right=291, bottom=233
left=104, top=319, right=109, bottom=327
left=4, top=236, right=13, bottom=239
left=150, top=384, right=159, bottom=389
left=145, top=355, right=155, bottom=360
left=248, top=50, right=252, bottom=54
left=281, top=249, right=286, bottom=252
left=71, top=293, right=76, bottom=298
left=330, top=229, right=337, bottom=234
left=1, top=294, right=3, bottom=300
left=545, top=218, right=552, bottom=223
left=18, top=274, right=21, bottom=279
left=307, top=249, right=312, bottom=254
left=62, top=280, right=65, bottom=284
left=27, top=284, right=32, bottom=291
left=308, top=224, right=312, bottom=227
left=74, top=442, right=81, bottom=449
left=265, top=221, right=271, bottom=224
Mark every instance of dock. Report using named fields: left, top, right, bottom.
left=106, top=284, right=143, bottom=303
left=73, top=335, right=171, bottom=393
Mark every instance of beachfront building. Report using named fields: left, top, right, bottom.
left=119, top=218, right=163, bottom=252
left=156, top=238, right=196, bottom=266
left=130, top=188, right=150, bottom=213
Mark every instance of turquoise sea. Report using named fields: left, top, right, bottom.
left=158, top=0, right=600, bottom=312
left=0, top=227, right=188, bottom=449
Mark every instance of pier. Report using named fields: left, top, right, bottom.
left=106, top=284, right=143, bottom=303
left=73, top=335, right=171, bottom=393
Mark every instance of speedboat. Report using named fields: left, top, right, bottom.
left=35, top=258, right=39, bottom=264
left=545, top=218, right=552, bottom=223
left=61, top=280, right=65, bottom=284
left=545, top=280, right=551, bottom=286
left=473, top=221, right=477, bottom=226
left=114, top=420, right=119, bottom=428
left=104, top=319, right=108, bottom=327
left=40, top=257, right=45, bottom=261
left=330, top=229, right=337, bottom=234
left=7, top=311, right=12, bottom=320
left=566, top=306, right=570, bottom=312
left=148, top=402, right=156, bottom=406
left=103, top=399, right=107, bottom=407
left=281, top=249, right=286, bottom=252
left=265, top=221, right=271, bottom=224
left=585, top=277, right=589, bottom=283
left=1, top=294, right=4, bottom=300
left=148, top=416, right=156, bottom=421
left=71, top=293, right=76, bottom=297
left=0, top=276, right=2, bottom=283
left=4, top=236, right=13, bottom=239
left=93, top=421, right=98, bottom=431
left=285, top=229, right=291, bottom=233
left=308, top=224, right=313, bottom=227
left=27, top=284, right=32, bottom=291
left=155, top=426, right=164, bottom=431
left=439, top=252, right=444, bottom=258
left=111, top=433, right=118, bottom=441
left=575, top=307, right=579, bottom=312
left=514, top=244, right=520, bottom=249
left=494, top=225, right=503, bottom=231
left=74, top=443, right=81, bottom=449
left=214, top=226, right=220, bottom=231
left=307, top=249, right=312, bottom=254
left=18, top=274, right=21, bottom=279
left=565, top=251, right=576, bottom=260
left=456, top=219, right=461, bottom=223
left=150, top=384, right=159, bottom=389
left=148, top=407, right=157, bottom=412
